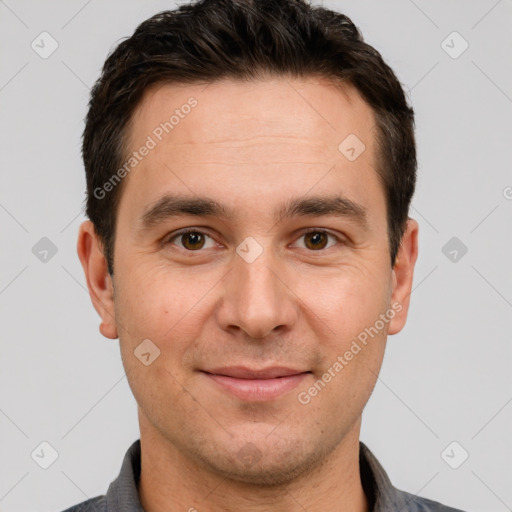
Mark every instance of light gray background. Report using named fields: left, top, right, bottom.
left=1, top=1, right=511, bottom=511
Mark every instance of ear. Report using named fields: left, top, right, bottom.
left=387, top=218, right=419, bottom=335
left=77, top=220, right=118, bottom=339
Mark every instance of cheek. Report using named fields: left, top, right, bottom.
left=116, top=264, right=192, bottom=329
left=294, top=261, right=392, bottom=404
left=114, top=265, right=219, bottom=372
left=295, top=260, right=392, bottom=339
left=113, top=272, right=203, bottom=417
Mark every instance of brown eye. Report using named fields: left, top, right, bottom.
left=293, top=229, right=340, bottom=251
left=167, top=230, right=216, bottom=251
left=304, top=231, right=329, bottom=250
left=181, top=232, right=205, bottom=250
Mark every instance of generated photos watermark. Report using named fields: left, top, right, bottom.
left=93, top=97, right=198, bottom=200
left=297, top=301, right=403, bottom=405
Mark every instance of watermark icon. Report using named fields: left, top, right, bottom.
left=441, top=441, right=469, bottom=469
left=93, top=97, right=198, bottom=200
left=31, top=31, right=59, bottom=59
left=441, top=31, right=469, bottom=59
left=237, top=442, right=263, bottom=467
left=134, top=339, right=161, bottom=366
left=236, top=236, right=264, bottom=263
left=298, top=301, right=402, bottom=405
left=503, top=186, right=512, bottom=200
left=32, top=237, right=58, bottom=263
left=338, top=133, right=366, bottom=162
left=31, top=441, right=59, bottom=469
left=442, top=236, right=468, bottom=263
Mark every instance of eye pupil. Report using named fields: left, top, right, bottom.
left=182, top=232, right=205, bottom=250
left=173, top=230, right=334, bottom=252
left=305, top=232, right=328, bottom=250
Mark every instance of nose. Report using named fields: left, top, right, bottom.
left=215, top=246, right=298, bottom=339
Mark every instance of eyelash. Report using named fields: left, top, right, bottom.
left=164, top=227, right=344, bottom=253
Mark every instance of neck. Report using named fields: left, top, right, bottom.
left=138, top=413, right=369, bottom=512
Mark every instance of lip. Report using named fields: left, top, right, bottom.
left=201, top=366, right=311, bottom=402
left=204, top=366, right=308, bottom=379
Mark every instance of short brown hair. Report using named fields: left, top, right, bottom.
left=83, top=0, right=416, bottom=274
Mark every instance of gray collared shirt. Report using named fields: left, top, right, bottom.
left=61, top=439, right=466, bottom=511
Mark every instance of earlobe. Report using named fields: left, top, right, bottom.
left=388, top=218, right=419, bottom=336
left=77, top=220, right=119, bottom=340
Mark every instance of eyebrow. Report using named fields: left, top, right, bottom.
left=138, top=193, right=368, bottom=231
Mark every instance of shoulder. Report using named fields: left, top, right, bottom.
left=59, top=439, right=142, bottom=512
left=359, top=441, right=467, bottom=512
left=60, top=495, right=107, bottom=512
left=397, top=488, right=467, bottom=512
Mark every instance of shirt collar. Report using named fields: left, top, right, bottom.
left=106, top=439, right=144, bottom=512
left=359, top=441, right=415, bottom=511
left=106, top=439, right=409, bottom=512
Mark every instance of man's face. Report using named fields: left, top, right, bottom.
left=80, top=77, right=417, bottom=485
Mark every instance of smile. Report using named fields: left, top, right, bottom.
left=200, top=367, right=312, bottom=402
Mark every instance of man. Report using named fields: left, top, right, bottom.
left=66, top=0, right=465, bottom=510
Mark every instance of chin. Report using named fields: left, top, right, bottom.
left=191, top=437, right=329, bottom=487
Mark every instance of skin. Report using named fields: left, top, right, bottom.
left=78, top=77, right=418, bottom=512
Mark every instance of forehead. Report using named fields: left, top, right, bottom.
left=126, top=77, right=376, bottom=161
left=119, top=77, right=383, bottom=228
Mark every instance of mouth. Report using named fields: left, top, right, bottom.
left=200, top=366, right=312, bottom=402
